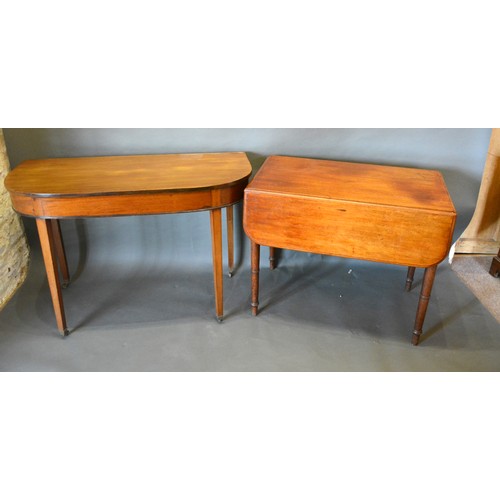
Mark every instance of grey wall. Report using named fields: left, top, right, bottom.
left=3, top=128, right=492, bottom=269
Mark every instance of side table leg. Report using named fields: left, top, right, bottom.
left=210, top=208, right=224, bottom=322
left=251, top=241, right=260, bottom=316
left=36, top=219, right=69, bottom=336
left=405, top=266, right=416, bottom=291
left=412, top=265, right=437, bottom=346
left=51, top=219, right=70, bottom=288
left=226, top=205, right=234, bottom=277
left=489, top=249, right=500, bottom=277
left=269, top=247, right=277, bottom=270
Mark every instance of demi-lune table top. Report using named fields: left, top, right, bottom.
left=5, top=152, right=252, bottom=218
left=6, top=152, right=252, bottom=198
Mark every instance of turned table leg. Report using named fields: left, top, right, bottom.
left=412, top=265, right=437, bottom=346
left=405, top=266, right=416, bottom=291
left=210, top=208, right=224, bottom=322
left=36, top=219, right=69, bottom=336
left=251, top=241, right=260, bottom=316
left=51, top=219, right=70, bottom=288
left=226, top=205, right=234, bottom=277
left=269, top=247, right=277, bottom=270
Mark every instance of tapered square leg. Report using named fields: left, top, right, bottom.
left=36, top=219, right=69, bottom=336
left=412, top=265, right=437, bottom=345
left=226, top=205, right=234, bottom=277
left=251, top=241, right=260, bottom=316
left=51, top=219, right=70, bottom=288
left=210, top=208, right=224, bottom=322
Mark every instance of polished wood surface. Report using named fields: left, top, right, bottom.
left=5, top=152, right=252, bottom=334
left=36, top=219, right=68, bottom=335
left=9, top=184, right=247, bottom=218
left=6, top=152, right=251, bottom=219
left=50, top=219, right=70, bottom=288
left=245, top=156, right=456, bottom=268
left=247, top=155, right=455, bottom=213
left=269, top=246, right=277, bottom=270
left=251, top=241, right=260, bottom=316
left=244, top=156, right=457, bottom=345
left=6, top=152, right=251, bottom=197
left=405, top=266, right=416, bottom=292
left=210, top=208, right=224, bottom=322
left=412, top=265, right=437, bottom=345
left=226, top=205, right=234, bottom=277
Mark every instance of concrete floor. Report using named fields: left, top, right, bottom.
left=1, top=247, right=499, bottom=371
left=451, top=254, right=500, bottom=322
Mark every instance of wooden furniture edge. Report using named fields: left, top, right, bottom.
left=243, top=191, right=456, bottom=268
left=5, top=173, right=252, bottom=199
left=244, top=186, right=456, bottom=216
left=9, top=180, right=249, bottom=218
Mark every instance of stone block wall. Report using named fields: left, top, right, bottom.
left=0, top=129, right=29, bottom=310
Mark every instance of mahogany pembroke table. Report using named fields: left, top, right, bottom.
left=243, top=156, right=456, bottom=345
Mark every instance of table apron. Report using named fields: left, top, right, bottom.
left=9, top=184, right=246, bottom=218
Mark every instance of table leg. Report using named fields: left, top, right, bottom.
left=210, top=208, right=224, bottom=322
left=269, top=247, right=277, bottom=270
left=405, top=266, right=416, bottom=291
left=251, top=241, right=260, bottom=316
left=412, top=265, right=437, bottom=346
left=51, top=219, right=70, bottom=288
left=226, top=205, right=234, bottom=277
left=489, top=249, right=500, bottom=277
left=36, top=219, right=69, bottom=336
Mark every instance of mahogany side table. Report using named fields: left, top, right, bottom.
left=243, top=155, right=456, bottom=345
left=5, top=152, right=252, bottom=335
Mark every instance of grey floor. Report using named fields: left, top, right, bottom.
left=451, top=254, right=500, bottom=322
left=1, top=243, right=499, bottom=371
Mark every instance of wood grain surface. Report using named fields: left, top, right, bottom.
left=5, top=152, right=251, bottom=197
left=247, top=155, right=455, bottom=213
left=5, top=152, right=252, bottom=218
left=3, top=152, right=252, bottom=333
left=244, top=155, right=457, bottom=344
left=244, top=156, right=456, bottom=268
